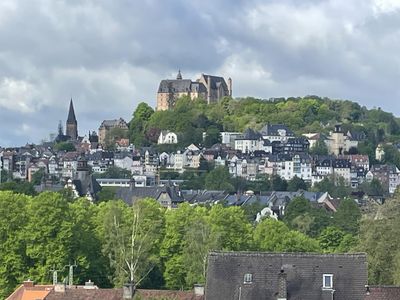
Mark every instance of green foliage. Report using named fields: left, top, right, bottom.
left=97, top=187, right=118, bottom=202
left=333, top=198, right=361, bottom=235
left=204, top=166, right=234, bottom=192
left=31, top=168, right=46, bottom=185
left=284, top=197, right=332, bottom=237
left=94, top=166, right=131, bottom=179
left=309, top=140, right=328, bottom=155
left=54, top=141, right=76, bottom=152
left=0, top=181, right=36, bottom=196
left=287, top=176, right=308, bottom=192
left=253, top=219, right=320, bottom=252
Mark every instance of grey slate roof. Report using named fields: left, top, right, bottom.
left=261, top=124, right=295, bottom=137
left=158, top=79, right=206, bottom=93
left=205, top=251, right=368, bottom=300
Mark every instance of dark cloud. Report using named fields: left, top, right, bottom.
left=0, top=0, right=399, bottom=146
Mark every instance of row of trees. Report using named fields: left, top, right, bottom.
left=0, top=189, right=364, bottom=298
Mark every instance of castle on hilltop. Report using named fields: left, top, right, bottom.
left=156, top=71, right=232, bottom=111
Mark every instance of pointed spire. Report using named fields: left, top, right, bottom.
left=176, top=70, right=182, bottom=80
left=67, top=98, right=77, bottom=124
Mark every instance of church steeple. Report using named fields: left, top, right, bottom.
left=66, top=98, right=78, bottom=140
left=176, top=70, right=182, bottom=80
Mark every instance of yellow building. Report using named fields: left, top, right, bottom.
left=156, top=71, right=232, bottom=111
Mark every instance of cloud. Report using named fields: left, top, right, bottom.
left=0, top=0, right=399, bottom=146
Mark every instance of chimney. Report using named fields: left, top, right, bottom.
left=129, top=178, right=135, bottom=192
left=23, top=279, right=34, bottom=288
left=277, top=269, right=287, bottom=300
left=228, top=77, right=232, bottom=97
left=123, top=282, right=135, bottom=299
left=84, top=279, right=96, bottom=289
left=194, top=284, right=204, bottom=296
left=54, top=283, right=66, bottom=293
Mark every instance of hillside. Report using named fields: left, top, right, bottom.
left=128, top=96, right=400, bottom=158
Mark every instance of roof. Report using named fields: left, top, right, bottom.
left=6, top=283, right=53, bottom=300
left=99, top=118, right=128, bottom=129
left=261, top=124, right=295, bottom=137
left=158, top=79, right=203, bottom=93
left=201, top=74, right=229, bottom=92
left=136, top=289, right=203, bottom=300
left=205, top=251, right=368, bottom=300
left=116, top=182, right=184, bottom=205
left=365, top=286, right=400, bottom=300
left=44, top=288, right=122, bottom=300
left=67, top=99, right=77, bottom=124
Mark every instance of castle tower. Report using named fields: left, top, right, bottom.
left=66, top=99, right=78, bottom=140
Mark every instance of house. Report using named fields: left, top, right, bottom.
left=98, top=118, right=129, bottom=145
left=156, top=71, right=232, bottom=110
left=333, top=159, right=352, bottom=185
left=158, top=131, right=178, bottom=144
left=302, top=132, right=321, bottom=148
left=325, top=124, right=359, bottom=155
left=375, top=144, right=385, bottom=161
left=116, top=180, right=184, bottom=208
left=205, top=251, right=368, bottom=300
left=260, top=124, right=295, bottom=143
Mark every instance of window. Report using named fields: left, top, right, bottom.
left=243, top=273, right=253, bottom=284
left=323, top=274, right=333, bottom=289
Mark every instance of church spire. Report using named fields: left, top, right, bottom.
left=176, top=70, right=182, bottom=80
left=67, top=98, right=77, bottom=123
left=66, top=98, right=78, bottom=140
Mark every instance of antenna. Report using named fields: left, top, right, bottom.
left=50, top=265, right=63, bottom=285
left=64, top=262, right=78, bottom=287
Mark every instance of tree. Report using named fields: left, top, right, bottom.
left=270, top=175, right=287, bottom=191
left=208, top=205, right=252, bottom=251
left=204, top=166, right=234, bottom=192
left=318, top=227, right=346, bottom=253
left=309, top=140, right=328, bottom=155
left=204, top=126, right=221, bottom=148
left=287, top=176, right=308, bottom=192
left=253, top=219, right=320, bottom=252
left=0, top=192, right=30, bottom=298
left=181, top=207, right=217, bottom=288
left=333, top=198, right=361, bottom=235
left=25, top=192, right=73, bottom=283
left=0, top=181, right=36, bottom=196
left=31, top=168, right=46, bottom=185
left=95, top=166, right=131, bottom=179
left=54, top=142, right=76, bottom=152
left=97, top=199, right=164, bottom=287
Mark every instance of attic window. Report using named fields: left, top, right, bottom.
left=323, top=274, right=333, bottom=289
left=244, top=273, right=253, bottom=284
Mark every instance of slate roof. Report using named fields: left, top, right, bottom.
left=205, top=251, right=368, bottom=300
left=201, top=74, right=229, bottom=92
left=261, top=124, right=295, bottom=137
left=158, top=79, right=206, bottom=93
left=116, top=182, right=184, bottom=205
left=67, top=99, right=77, bottom=124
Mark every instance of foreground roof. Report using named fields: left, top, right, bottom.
left=205, top=251, right=368, bottom=300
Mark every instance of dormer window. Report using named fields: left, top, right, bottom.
left=323, top=274, right=333, bottom=289
left=244, top=273, right=253, bottom=284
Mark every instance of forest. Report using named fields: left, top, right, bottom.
left=1, top=188, right=399, bottom=299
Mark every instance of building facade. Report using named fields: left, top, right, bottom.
left=156, top=71, right=232, bottom=111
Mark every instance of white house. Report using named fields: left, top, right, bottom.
left=158, top=131, right=178, bottom=144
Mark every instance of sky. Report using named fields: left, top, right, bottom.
left=0, top=0, right=400, bottom=146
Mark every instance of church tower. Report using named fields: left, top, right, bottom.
left=66, top=99, right=78, bottom=140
